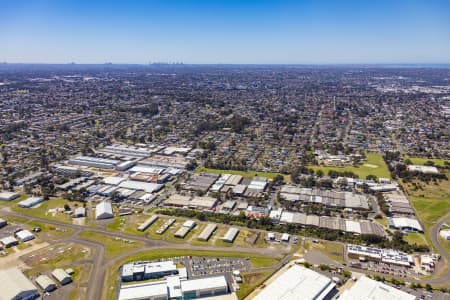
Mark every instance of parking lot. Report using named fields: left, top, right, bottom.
left=189, top=257, right=251, bottom=277
left=349, top=260, right=413, bottom=278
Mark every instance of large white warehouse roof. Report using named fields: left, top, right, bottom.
left=0, top=268, right=39, bottom=300
left=253, top=264, right=335, bottom=300
left=340, top=276, right=415, bottom=300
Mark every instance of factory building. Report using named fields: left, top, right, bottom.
left=35, top=275, right=57, bottom=292
left=340, top=276, right=415, bottom=300
left=180, top=276, right=228, bottom=299
left=0, top=218, right=7, bottom=228
left=175, top=220, right=196, bottom=238
left=163, top=194, right=218, bottom=210
left=138, top=215, right=159, bottom=232
left=95, top=201, right=113, bottom=219
left=223, top=227, right=239, bottom=243
left=0, top=268, right=40, bottom=300
left=17, top=197, right=44, bottom=208
left=1, top=236, right=19, bottom=248
left=0, top=191, right=20, bottom=201
left=121, top=261, right=178, bottom=282
left=15, top=230, right=35, bottom=242
left=51, top=269, right=72, bottom=285
left=118, top=281, right=168, bottom=300
left=347, top=244, right=414, bottom=267
left=388, top=217, right=424, bottom=233
left=118, top=275, right=228, bottom=300
left=253, top=264, right=336, bottom=300
left=69, top=156, right=120, bottom=169
left=197, top=224, right=217, bottom=241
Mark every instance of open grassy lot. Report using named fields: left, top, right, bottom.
left=305, top=240, right=344, bottom=264
left=405, top=177, right=450, bottom=230
left=103, top=248, right=281, bottom=300
left=78, top=231, right=144, bottom=259
left=106, top=214, right=151, bottom=236
left=308, top=153, right=391, bottom=179
left=11, top=197, right=84, bottom=224
left=236, top=270, right=275, bottom=300
left=405, top=156, right=449, bottom=167
left=195, top=166, right=290, bottom=182
left=404, top=175, right=450, bottom=249
left=403, top=232, right=429, bottom=247
left=68, top=264, right=90, bottom=300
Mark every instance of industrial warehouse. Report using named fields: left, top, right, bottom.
left=253, top=264, right=337, bottom=300
left=118, top=258, right=231, bottom=300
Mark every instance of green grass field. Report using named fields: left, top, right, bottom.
left=195, top=167, right=290, bottom=182
left=405, top=156, right=449, bottom=167
left=103, top=249, right=281, bottom=300
left=403, top=232, right=429, bottom=246
left=405, top=175, right=450, bottom=249
left=106, top=215, right=150, bottom=236
left=308, top=153, right=391, bottom=179
left=78, top=231, right=144, bottom=259
left=236, top=270, right=275, bottom=300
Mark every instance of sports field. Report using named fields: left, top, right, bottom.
left=308, top=153, right=391, bottom=179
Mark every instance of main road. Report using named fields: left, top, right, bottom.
left=1, top=210, right=289, bottom=300
left=3, top=209, right=450, bottom=298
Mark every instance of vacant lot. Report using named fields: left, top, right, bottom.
left=404, top=175, right=450, bottom=248
left=309, top=153, right=391, bottom=179
left=305, top=240, right=344, bottom=264
left=78, top=231, right=144, bottom=259
left=236, top=270, right=275, bottom=300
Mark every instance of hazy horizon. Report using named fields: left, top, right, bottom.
left=1, top=0, right=450, bottom=64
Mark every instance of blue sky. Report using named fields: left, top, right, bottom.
left=1, top=0, right=449, bottom=64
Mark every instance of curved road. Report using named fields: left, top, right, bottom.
left=3, top=209, right=450, bottom=298
left=1, top=210, right=287, bottom=300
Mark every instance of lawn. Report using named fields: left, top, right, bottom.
left=78, top=231, right=144, bottom=259
left=404, top=156, right=449, bottom=167
left=305, top=240, right=345, bottom=264
left=68, top=264, right=90, bottom=300
left=106, top=215, right=151, bottom=237
left=195, top=167, right=290, bottom=182
left=236, top=270, right=275, bottom=300
left=308, top=153, right=391, bottom=179
left=403, top=232, right=429, bottom=247
left=404, top=176, right=450, bottom=249
left=102, top=248, right=281, bottom=300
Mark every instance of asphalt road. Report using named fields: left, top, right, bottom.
left=1, top=210, right=286, bottom=300
left=3, top=209, right=450, bottom=299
